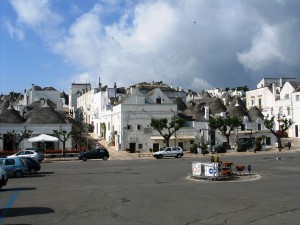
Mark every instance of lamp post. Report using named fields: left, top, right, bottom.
left=200, top=128, right=212, bottom=153
left=15, top=133, right=21, bottom=151
left=170, top=109, right=177, bottom=147
left=79, top=116, right=83, bottom=152
left=277, top=113, right=285, bottom=151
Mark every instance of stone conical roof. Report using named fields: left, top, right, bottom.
left=173, top=97, right=187, bottom=112
left=0, top=104, right=26, bottom=123
left=228, top=96, right=247, bottom=111
left=25, top=103, right=66, bottom=124
left=209, top=98, right=227, bottom=114
left=0, top=100, right=10, bottom=110
left=228, top=104, right=249, bottom=120
left=192, top=103, right=205, bottom=121
left=248, top=106, right=264, bottom=121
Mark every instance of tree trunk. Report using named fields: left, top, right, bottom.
left=62, top=141, right=66, bottom=157
left=226, top=135, right=230, bottom=149
left=277, top=136, right=282, bottom=152
left=166, top=138, right=170, bottom=147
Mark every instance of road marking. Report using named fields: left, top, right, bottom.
left=0, top=189, right=20, bottom=224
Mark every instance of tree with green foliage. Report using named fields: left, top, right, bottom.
left=52, top=129, right=75, bottom=156
left=264, top=116, right=293, bottom=151
left=150, top=117, right=185, bottom=147
left=0, top=129, right=32, bottom=150
left=100, top=123, right=106, bottom=138
left=110, top=131, right=115, bottom=146
left=208, top=116, right=243, bottom=149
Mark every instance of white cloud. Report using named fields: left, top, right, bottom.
left=4, top=19, right=24, bottom=41
left=237, top=24, right=285, bottom=71
left=10, top=0, right=62, bottom=28
left=54, top=4, right=105, bottom=70
left=71, top=72, right=92, bottom=83
left=7, top=0, right=300, bottom=90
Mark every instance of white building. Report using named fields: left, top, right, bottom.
left=246, top=77, right=299, bottom=138
left=68, top=82, right=92, bottom=119
left=95, top=87, right=200, bottom=152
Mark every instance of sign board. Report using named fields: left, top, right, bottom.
left=204, top=163, right=218, bottom=177
left=191, top=162, right=202, bottom=176
left=191, top=162, right=219, bottom=177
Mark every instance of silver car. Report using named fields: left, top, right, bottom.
left=7, top=149, right=44, bottom=162
left=0, top=164, right=8, bottom=189
left=0, top=157, right=28, bottom=178
left=153, top=146, right=184, bottom=159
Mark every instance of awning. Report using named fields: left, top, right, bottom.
left=28, top=134, right=59, bottom=142
left=150, top=135, right=196, bottom=140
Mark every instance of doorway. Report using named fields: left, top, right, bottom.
left=153, top=143, right=159, bottom=152
left=129, top=143, right=136, bottom=153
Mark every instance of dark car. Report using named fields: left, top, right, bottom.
left=21, top=157, right=41, bottom=174
left=78, top=148, right=109, bottom=161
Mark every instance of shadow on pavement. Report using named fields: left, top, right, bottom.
left=0, top=207, right=54, bottom=218
left=0, top=187, right=36, bottom=192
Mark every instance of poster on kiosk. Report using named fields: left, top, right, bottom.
left=191, top=162, right=219, bottom=177
left=204, top=163, right=219, bottom=177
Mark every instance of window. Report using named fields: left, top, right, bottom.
left=296, top=95, right=300, bottom=101
left=156, top=98, right=161, bottom=104
left=241, top=124, right=245, bottom=131
left=138, top=144, right=143, bottom=149
left=285, top=94, right=289, bottom=99
left=5, top=159, right=15, bottom=165
left=287, top=107, right=290, bottom=116
left=258, top=98, right=262, bottom=108
left=257, top=124, right=261, bottom=130
left=127, top=125, right=132, bottom=130
left=137, top=125, right=141, bottom=130
left=251, top=99, right=255, bottom=106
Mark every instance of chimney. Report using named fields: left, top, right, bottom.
left=204, top=106, right=209, bottom=120
left=279, top=78, right=283, bottom=87
left=272, top=83, right=276, bottom=100
left=130, top=87, right=134, bottom=94
left=40, top=98, right=45, bottom=107
left=98, top=77, right=102, bottom=90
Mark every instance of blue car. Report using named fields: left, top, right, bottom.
left=0, top=157, right=28, bottom=178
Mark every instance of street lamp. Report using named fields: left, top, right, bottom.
left=15, top=133, right=21, bottom=151
left=170, top=109, right=177, bottom=147
left=277, top=113, right=286, bottom=151
left=79, top=116, right=83, bottom=152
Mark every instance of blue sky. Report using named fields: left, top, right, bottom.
left=1, top=0, right=300, bottom=95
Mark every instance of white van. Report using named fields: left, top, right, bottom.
left=0, top=164, right=8, bottom=189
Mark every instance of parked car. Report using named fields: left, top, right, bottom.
left=7, top=149, right=44, bottom=162
left=0, top=164, right=8, bottom=189
left=78, top=148, right=109, bottom=161
left=153, top=146, right=184, bottom=159
left=0, top=157, right=28, bottom=178
left=21, top=157, right=41, bottom=174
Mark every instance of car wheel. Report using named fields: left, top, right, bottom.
left=30, top=168, right=37, bottom=174
left=102, top=156, right=108, bottom=161
left=176, top=154, right=182, bottom=158
left=158, top=155, right=163, bottom=159
left=14, top=170, right=23, bottom=178
left=82, top=157, right=87, bottom=161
